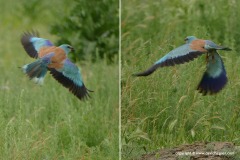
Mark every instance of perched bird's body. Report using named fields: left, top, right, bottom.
left=133, top=36, right=231, bottom=95
left=21, top=31, right=92, bottom=100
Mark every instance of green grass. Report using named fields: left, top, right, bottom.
left=121, top=0, right=240, bottom=159
left=0, top=0, right=118, bottom=159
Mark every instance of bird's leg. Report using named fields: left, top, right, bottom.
left=206, top=53, right=209, bottom=63
left=212, top=53, right=215, bottom=63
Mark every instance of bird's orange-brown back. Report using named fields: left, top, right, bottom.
left=39, top=46, right=67, bottom=69
left=190, top=39, right=208, bottom=52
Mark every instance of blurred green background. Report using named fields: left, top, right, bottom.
left=122, top=0, right=240, bottom=159
left=0, top=0, right=119, bottom=159
left=51, top=0, right=119, bottom=63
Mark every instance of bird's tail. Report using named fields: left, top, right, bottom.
left=217, top=46, right=232, bottom=51
left=22, top=53, right=54, bottom=84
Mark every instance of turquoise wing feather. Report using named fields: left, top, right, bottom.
left=197, top=51, right=227, bottom=95
left=61, top=59, right=83, bottom=87
left=21, top=31, right=53, bottom=58
left=49, top=59, right=92, bottom=100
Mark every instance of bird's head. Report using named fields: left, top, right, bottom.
left=59, top=44, right=75, bottom=54
left=184, top=36, right=197, bottom=43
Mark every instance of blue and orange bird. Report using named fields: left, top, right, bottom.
left=20, top=31, right=92, bottom=100
left=133, top=36, right=232, bottom=95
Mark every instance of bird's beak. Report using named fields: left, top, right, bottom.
left=184, top=38, right=187, bottom=41
left=70, top=46, right=75, bottom=52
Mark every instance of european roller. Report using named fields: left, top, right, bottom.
left=133, top=36, right=232, bottom=95
left=21, top=31, right=92, bottom=100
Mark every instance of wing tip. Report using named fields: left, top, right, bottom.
left=76, top=85, right=93, bottom=101
left=132, top=72, right=147, bottom=77
left=21, top=30, right=40, bottom=59
left=49, top=68, right=92, bottom=101
left=133, top=64, right=159, bottom=77
left=21, top=30, right=39, bottom=41
left=197, top=73, right=227, bottom=95
left=132, top=72, right=153, bottom=77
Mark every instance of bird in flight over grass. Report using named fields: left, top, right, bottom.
left=21, top=31, right=92, bottom=100
left=133, top=36, right=232, bottom=95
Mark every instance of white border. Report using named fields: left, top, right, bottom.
left=119, top=0, right=122, bottom=159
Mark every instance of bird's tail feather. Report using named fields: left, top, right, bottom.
left=22, top=53, right=54, bottom=84
left=22, top=60, right=48, bottom=84
left=218, top=46, right=232, bottom=51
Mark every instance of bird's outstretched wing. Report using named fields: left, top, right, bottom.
left=49, top=59, right=92, bottom=100
left=133, top=42, right=207, bottom=76
left=21, top=31, right=54, bottom=58
left=197, top=51, right=227, bottom=95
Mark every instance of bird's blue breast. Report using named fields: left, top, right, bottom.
left=206, top=53, right=225, bottom=78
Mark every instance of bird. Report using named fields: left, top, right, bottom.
left=133, top=36, right=232, bottom=95
left=20, top=31, right=92, bottom=100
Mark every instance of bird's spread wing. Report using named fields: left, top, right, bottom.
left=21, top=31, right=54, bottom=58
left=133, top=43, right=207, bottom=76
left=197, top=51, right=227, bottom=95
left=49, top=59, right=92, bottom=100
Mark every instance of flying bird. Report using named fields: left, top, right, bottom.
left=133, top=36, right=231, bottom=95
left=21, top=31, right=92, bottom=100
